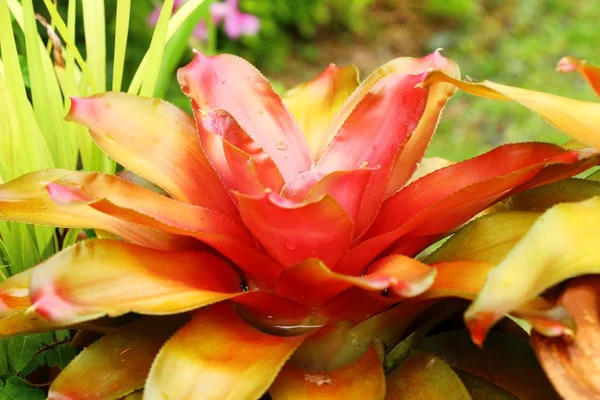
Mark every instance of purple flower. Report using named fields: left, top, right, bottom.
left=148, top=0, right=259, bottom=42
left=147, top=0, right=185, bottom=26
left=192, top=21, right=208, bottom=42
left=210, top=0, right=260, bottom=39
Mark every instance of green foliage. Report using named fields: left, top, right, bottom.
left=0, top=377, right=45, bottom=400
left=0, top=331, right=76, bottom=396
left=222, top=0, right=375, bottom=73
left=423, top=0, right=479, bottom=21
left=7, top=334, right=50, bottom=372
left=7, top=331, right=76, bottom=374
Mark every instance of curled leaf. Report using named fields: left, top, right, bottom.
left=422, top=70, right=600, bottom=151
left=531, top=276, right=600, bottom=399
left=557, top=56, right=600, bottom=97
left=465, top=197, right=600, bottom=344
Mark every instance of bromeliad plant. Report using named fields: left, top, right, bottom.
left=1, top=48, right=599, bottom=397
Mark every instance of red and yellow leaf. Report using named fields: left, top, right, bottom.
left=177, top=52, right=313, bottom=180
left=0, top=269, right=32, bottom=316
left=275, top=255, right=435, bottom=307
left=48, top=172, right=282, bottom=287
left=67, top=93, right=235, bottom=215
left=336, top=143, right=591, bottom=276
left=196, top=109, right=284, bottom=193
left=49, top=316, right=185, bottom=400
left=144, top=302, right=307, bottom=399
left=557, top=56, right=600, bottom=97
left=316, top=72, right=428, bottom=233
left=465, top=197, right=600, bottom=345
left=0, top=170, right=193, bottom=250
left=29, top=240, right=241, bottom=324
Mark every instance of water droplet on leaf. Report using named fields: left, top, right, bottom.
left=276, top=141, right=288, bottom=150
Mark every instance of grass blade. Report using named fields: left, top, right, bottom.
left=128, top=0, right=205, bottom=95
left=112, top=0, right=131, bottom=92
left=0, top=2, right=53, bottom=176
left=138, top=0, right=174, bottom=97
left=41, top=0, right=96, bottom=92
left=19, top=0, right=78, bottom=169
left=153, top=0, right=212, bottom=97
left=81, top=0, right=106, bottom=92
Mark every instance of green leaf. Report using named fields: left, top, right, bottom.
left=44, top=344, right=77, bottom=370
left=17, top=355, right=44, bottom=378
left=153, top=0, right=212, bottom=98
left=426, top=211, right=540, bottom=265
left=7, top=333, right=51, bottom=372
left=419, top=331, right=559, bottom=399
left=41, top=0, right=95, bottom=91
left=386, top=350, right=471, bottom=400
left=20, top=0, right=78, bottom=169
left=128, top=0, right=206, bottom=95
left=112, top=0, right=131, bottom=92
left=81, top=0, right=106, bottom=92
left=497, top=178, right=600, bottom=212
left=1, top=377, right=45, bottom=400
left=456, top=370, right=518, bottom=400
left=138, top=0, right=174, bottom=97
left=384, top=303, right=460, bottom=372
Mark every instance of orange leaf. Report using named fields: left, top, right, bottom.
left=29, top=240, right=241, bottom=324
left=144, top=302, right=307, bottom=399
left=49, top=316, right=185, bottom=400
left=67, top=93, right=235, bottom=215
left=270, top=347, right=385, bottom=400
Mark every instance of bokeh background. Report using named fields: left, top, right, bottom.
left=45, top=0, right=599, bottom=160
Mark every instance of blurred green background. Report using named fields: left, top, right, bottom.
left=44, top=0, right=600, bottom=160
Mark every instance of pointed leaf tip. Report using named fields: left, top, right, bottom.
left=465, top=197, right=600, bottom=344
left=65, top=96, right=88, bottom=122
left=556, top=56, right=582, bottom=73
left=556, top=55, right=600, bottom=97
left=465, top=311, right=498, bottom=347
left=29, top=240, right=241, bottom=324
left=64, top=92, right=236, bottom=213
